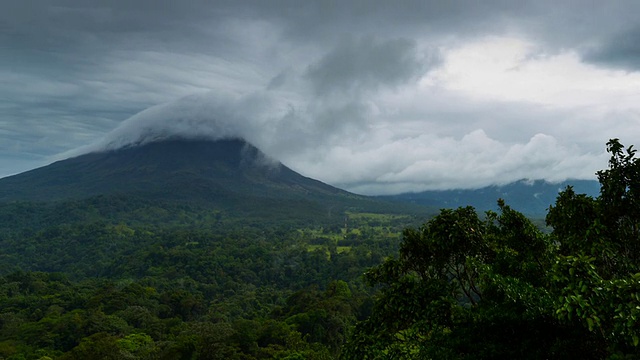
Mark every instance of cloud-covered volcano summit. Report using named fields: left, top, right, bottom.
left=66, top=93, right=274, bottom=156
left=57, top=87, right=608, bottom=197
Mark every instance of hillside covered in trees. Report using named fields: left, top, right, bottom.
left=0, top=139, right=638, bottom=359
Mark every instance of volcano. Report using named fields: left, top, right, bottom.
left=0, top=138, right=392, bottom=219
left=0, top=138, right=337, bottom=200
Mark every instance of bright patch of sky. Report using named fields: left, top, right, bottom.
left=430, top=36, right=640, bottom=109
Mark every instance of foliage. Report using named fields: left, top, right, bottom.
left=344, top=203, right=562, bottom=359
left=0, top=205, right=415, bottom=359
left=548, top=139, right=640, bottom=355
left=344, top=139, right=640, bottom=359
left=2, top=138, right=640, bottom=359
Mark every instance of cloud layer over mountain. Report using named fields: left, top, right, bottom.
left=3, top=1, right=640, bottom=194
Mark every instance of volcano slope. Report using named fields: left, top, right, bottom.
left=0, top=137, right=428, bottom=225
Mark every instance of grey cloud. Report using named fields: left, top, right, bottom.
left=4, top=1, right=640, bottom=52
left=2, top=1, right=216, bottom=38
left=305, top=37, right=433, bottom=97
left=582, top=27, right=640, bottom=71
left=264, top=0, right=537, bottom=45
left=5, top=1, right=638, bottom=76
left=0, top=1, right=568, bottom=59
left=3, top=0, right=639, bottom=192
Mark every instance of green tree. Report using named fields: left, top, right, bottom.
left=116, top=333, right=157, bottom=359
left=344, top=203, right=563, bottom=359
left=345, top=139, right=640, bottom=359
left=548, top=139, right=640, bottom=355
left=59, top=333, right=123, bottom=360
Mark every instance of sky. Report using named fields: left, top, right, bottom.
left=2, top=1, right=640, bottom=195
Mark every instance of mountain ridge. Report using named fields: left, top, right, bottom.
left=379, top=178, right=600, bottom=217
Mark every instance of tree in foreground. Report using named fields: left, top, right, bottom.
left=344, top=139, right=640, bottom=359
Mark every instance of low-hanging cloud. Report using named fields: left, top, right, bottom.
left=65, top=91, right=272, bottom=156
left=295, top=130, right=607, bottom=195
